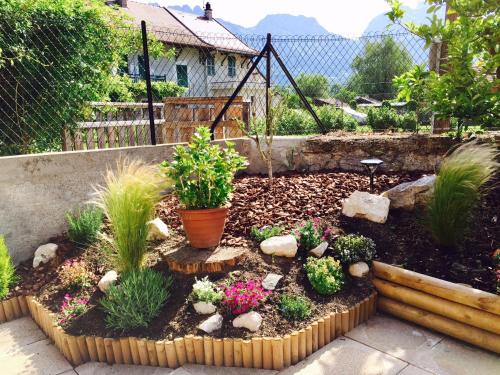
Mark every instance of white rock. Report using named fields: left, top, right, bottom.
left=33, top=243, right=58, bottom=268
left=262, top=273, right=283, bottom=290
left=198, top=313, right=223, bottom=334
left=309, top=241, right=329, bottom=258
left=349, top=262, right=370, bottom=278
left=342, top=191, right=390, bottom=224
left=382, top=175, right=436, bottom=210
left=193, top=301, right=217, bottom=315
left=98, top=271, right=118, bottom=293
left=147, top=218, right=169, bottom=240
left=260, top=235, right=298, bottom=257
left=232, top=311, right=262, bottom=332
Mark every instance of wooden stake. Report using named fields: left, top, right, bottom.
left=262, top=338, right=272, bottom=370
left=203, top=336, right=214, bottom=366
left=341, top=310, right=349, bottom=334
left=318, top=318, right=325, bottom=348
left=298, top=329, right=306, bottom=360
left=103, top=338, right=115, bottom=365
left=165, top=340, right=179, bottom=368
left=272, top=337, right=284, bottom=370
left=67, top=335, right=83, bottom=366
left=251, top=337, right=261, bottom=369
left=242, top=339, right=252, bottom=368
left=184, top=335, right=196, bottom=363
left=305, top=325, right=313, bottom=356
left=193, top=336, right=204, bottom=365
left=95, top=337, right=107, bottom=363
left=233, top=338, right=243, bottom=367
left=283, top=334, right=292, bottom=368
left=76, top=336, right=90, bottom=362
left=290, top=331, right=299, bottom=365
left=174, top=337, right=187, bottom=366
left=11, top=297, right=22, bottom=318
left=146, top=340, right=158, bottom=366
left=311, top=322, right=319, bottom=352
left=0, top=301, right=6, bottom=323
left=110, top=339, right=122, bottom=365
left=137, top=338, right=149, bottom=366
left=335, top=311, right=342, bottom=337
left=354, top=302, right=361, bottom=327
left=85, top=336, right=98, bottom=362
left=348, top=307, right=355, bottom=331
left=324, top=315, right=331, bottom=344
left=120, top=337, right=132, bottom=365
left=213, top=338, right=224, bottom=367
left=18, top=296, right=30, bottom=316
left=129, top=337, right=140, bottom=365
left=155, top=340, right=167, bottom=367
left=3, top=299, right=14, bottom=321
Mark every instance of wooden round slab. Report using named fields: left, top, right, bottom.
left=162, top=245, right=248, bottom=274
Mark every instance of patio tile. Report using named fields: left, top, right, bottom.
left=278, top=336, right=407, bottom=375
left=405, top=338, right=500, bottom=375
left=0, top=317, right=47, bottom=356
left=75, top=362, right=174, bottom=375
left=397, top=365, right=435, bottom=375
left=180, top=364, right=278, bottom=374
left=2, top=338, right=73, bottom=375
left=345, top=314, right=443, bottom=362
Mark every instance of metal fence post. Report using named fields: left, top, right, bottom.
left=265, top=33, right=271, bottom=135
left=141, top=20, right=157, bottom=145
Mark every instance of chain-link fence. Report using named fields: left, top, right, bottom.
left=0, top=13, right=431, bottom=156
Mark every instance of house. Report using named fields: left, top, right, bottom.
left=112, top=0, right=265, bottom=111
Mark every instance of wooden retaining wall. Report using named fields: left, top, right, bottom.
left=0, top=292, right=377, bottom=369
left=373, top=261, right=500, bottom=354
left=0, top=295, right=30, bottom=323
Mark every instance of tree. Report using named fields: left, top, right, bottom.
left=348, top=36, right=413, bottom=100
left=0, top=0, right=172, bottom=155
left=295, top=74, right=330, bottom=99
left=388, top=0, right=499, bottom=136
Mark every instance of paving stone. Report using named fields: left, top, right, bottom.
left=278, top=336, right=407, bottom=375
left=58, top=371, right=78, bottom=375
left=397, top=365, right=435, bottom=375
left=0, top=317, right=47, bottom=356
left=180, top=364, right=277, bottom=374
left=75, top=362, right=173, bottom=375
left=2, top=339, right=73, bottom=375
left=405, top=338, right=500, bottom=375
left=346, top=314, right=443, bottom=361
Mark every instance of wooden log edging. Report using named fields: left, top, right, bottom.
left=373, top=261, right=500, bottom=354
left=0, top=291, right=377, bottom=369
left=0, top=295, right=30, bottom=323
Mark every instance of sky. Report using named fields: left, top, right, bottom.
left=141, top=0, right=424, bottom=37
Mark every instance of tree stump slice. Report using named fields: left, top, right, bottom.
left=162, top=245, right=248, bottom=274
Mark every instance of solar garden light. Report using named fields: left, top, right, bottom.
left=360, top=158, right=384, bottom=193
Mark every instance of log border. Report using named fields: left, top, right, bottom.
left=0, top=292, right=377, bottom=369
left=373, top=261, right=500, bottom=354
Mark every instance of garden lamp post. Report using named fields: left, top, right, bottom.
left=360, top=159, right=384, bottom=193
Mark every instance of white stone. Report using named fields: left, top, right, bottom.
left=232, top=311, right=262, bottom=332
left=193, top=301, right=217, bottom=315
left=262, top=273, right=283, bottom=290
left=147, top=218, right=169, bottom=240
left=260, top=235, right=298, bottom=257
left=382, top=175, right=436, bottom=210
left=198, top=313, right=223, bottom=334
left=342, top=191, right=390, bottom=224
left=98, top=271, right=118, bottom=293
left=309, top=241, right=329, bottom=258
left=349, top=261, right=370, bottom=278
left=33, top=243, right=58, bottom=268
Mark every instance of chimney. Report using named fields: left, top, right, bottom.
left=204, top=2, right=213, bottom=20
left=118, top=0, right=128, bottom=8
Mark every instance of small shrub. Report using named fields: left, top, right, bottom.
left=367, top=106, right=399, bottom=130
left=162, top=127, right=247, bottom=209
left=334, top=234, right=376, bottom=265
left=276, top=107, right=315, bottom=135
left=399, top=111, right=418, bottom=131
left=304, top=257, right=344, bottom=295
left=66, top=206, right=103, bottom=246
left=279, top=294, right=312, bottom=320
left=293, top=218, right=333, bottom=252
left=427, top=142, right=499, bottom=247
left=221, top=280, right=270, bottom=315
left=188, top=277, right=223, bottom=304
left=59, top=293, right=89, bottom=326
left=58, top=260, right=93, bottom=290
left=0, top=236, right=18, bottom=299
left=250, top=225, right=283, bottom=242
left=101, top=269, right=172, bottom=331
left=95, top=159, right=168, bottom=272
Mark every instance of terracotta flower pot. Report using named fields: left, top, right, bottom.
left=178, top=207, right=229, bottom=248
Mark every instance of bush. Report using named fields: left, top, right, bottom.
left=221, top=280, right=270, bottom=315
left=304, top=257, right=344, bottom=295
left=58, top=260, right=93, bottom=290
left=188, top=277, right=223, bottom=304
left=334, top=234, right=376, bottom=265
left=162, top=127, right=247, bottom=209
left=66, top=206, right=103, bottom=246
left=316, top=106, right=358, bottom=132
left=399, top=112, right=418, bottom=132
left=427, top=142, right=499, bottom=247
left=293, top=218, right=333, bottom=253
left=276, top=108, right=315, bottom=135
left=250, top=225, right=283, bottom=242
left=95, top=159, right=168, bottom=272
left=101, top=269, right=172, bottom=331
left=278, top=294, right=312, bottom=320
left=367, top=106, right=399, bottom=130
left=0, top=236, right=18, bottom=299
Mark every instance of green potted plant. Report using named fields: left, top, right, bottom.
left=161, top=127, right=247, bottom=248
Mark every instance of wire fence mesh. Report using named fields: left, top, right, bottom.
left=0, top=14, right=433, bottom=156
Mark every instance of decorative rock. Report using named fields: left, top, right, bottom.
left=309, top=241, right=329, bottom=258
left=260, top=235, right=298, bottom=257
left=98, top=270, right=118, bottom=293
left=33, top=243, right=58, bottom=268
left=198, top=313, right=223, bottom=334
left=349, top=262, right=370, bottom=278
left=382, top=175, right=436, bottom=210
left=193, top=301, right=217, bottom=315
left=232, top=311, right=262, bottom=332
left=262, top=273, right=283, bottom=290
left=342, top=191, right=390, bottom=224
left=147, top=218, right=169, bottom=240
